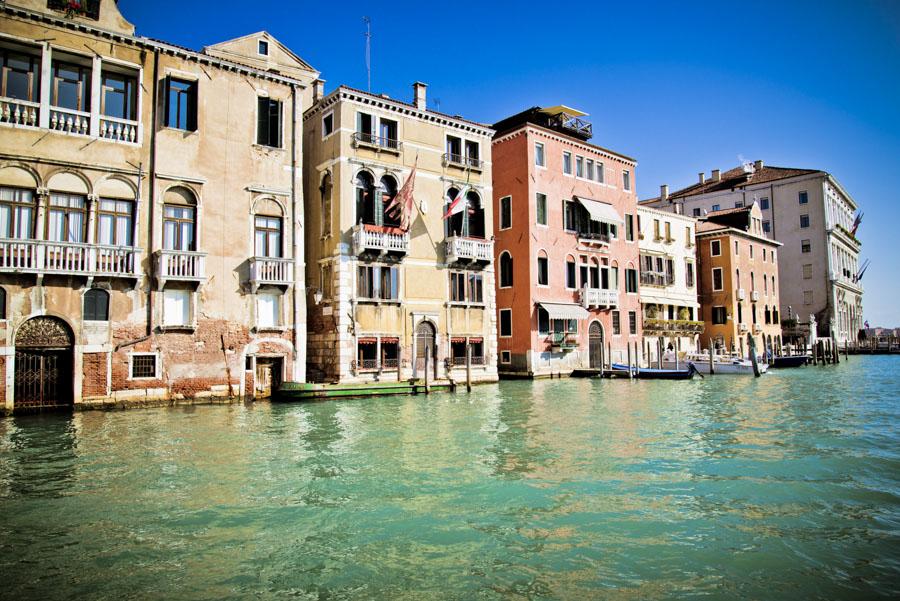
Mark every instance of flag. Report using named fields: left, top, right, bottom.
left=865, top=320, right=870, bottom=329
left=850, top=211, right=863, bottom=236
left=443, top=185, right=469, bottom=220
left=386, top=161, right=417, bottom=231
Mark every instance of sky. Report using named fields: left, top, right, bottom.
left=118, top=0, right=900, bottom=326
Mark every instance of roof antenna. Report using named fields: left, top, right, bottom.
left=363, top=16, right=372, bottom=92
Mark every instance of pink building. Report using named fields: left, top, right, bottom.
left=492, top=106, right=642, bottom=376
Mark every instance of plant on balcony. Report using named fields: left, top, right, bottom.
left=678, top=307, right=690, bottom=320
left=645, top=305, right=659, bottom=319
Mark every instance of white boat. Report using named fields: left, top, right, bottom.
left=661, top=351, right=768, bottom=375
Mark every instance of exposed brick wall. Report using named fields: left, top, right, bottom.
left=0, top=357, right=5, bottom=403
left=82, top=352, right=107, bottom=397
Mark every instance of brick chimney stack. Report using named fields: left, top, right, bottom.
left=413, top=82, right=427, bottom=110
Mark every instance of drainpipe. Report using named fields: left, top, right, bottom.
left=147, top=48, right=160, bottom=336
left=290, top=83, right=305, bottom=382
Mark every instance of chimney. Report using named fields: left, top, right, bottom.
left=660, top=184, right=669, bottom=201
left=698, top=172, right=705, bottom=184
left=754, top=159, right=764, bottom=170
left=313, top=79, right=325, bottom=102
left=413, top=81, right=427, bottom=110
left=712, top=169, right=721, bottom=182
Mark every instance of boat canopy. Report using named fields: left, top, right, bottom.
left=538, top=302, right=590, bottom=321
left=574, top=196, right=624, bottom=226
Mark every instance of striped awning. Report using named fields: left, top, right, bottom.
left=538, top=302, right=590, bottom=321
left=574, top=196, right=624, bottom=226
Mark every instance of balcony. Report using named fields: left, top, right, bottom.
left=249, top=256, right=294, bottom=291
left=643, top=318, right=705, bottom=335
left=351, top=132, right=402, bottom=154
left=49, top=107, right=91, bottom=136
left=0, top=239, right=141, bottom=278
left=1, top=98, right=40, bottom=128
left=548, top=332, right=579, bottom=352
left=99, top=116, right=139, bottom=143
left=547, top=112, right=593, bottom=140
left=442, top=153, right=483, bottom=171
left=445, top=236, right=493, bottom=264
left=640, top=272, right=674, bottom=287
left=576, top=231, right=611, bottom=246
left=1, top=94, right=141, bottom=145
left=580, top=286, right=618, bottom=309
left=351, top=224, right=409, bottom=256
left=155, top=250, right=206, bottom=285
left=736, top=288, right=746, bottom=301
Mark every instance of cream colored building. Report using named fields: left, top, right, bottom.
left=636, top=206, right=702, bottom=359
left=0, top=0, right=317, bottom=412
left=303, top=83, right=498, bottom=384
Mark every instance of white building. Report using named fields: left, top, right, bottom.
left=642, top=161, right=863, bottom=344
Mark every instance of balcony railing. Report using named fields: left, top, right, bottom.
left=580, top=286, right=618, bottom=309
left=0, top=98, right=40, bottom=128
left=442, top=153, right=483, bottom=170
left=576, top=231, right=611, bottom=245
left=445, top=236, right=493, bottom=263
left=548, top=112, right=593, bottom=139
left=351, top=132, right=402, bottom=153
left=640, top=272, right=674, bottom=287
left=49, top=107, right=91, bottom=136
left=99, top=115, right=139, bottom=143
left=643, top=319, right=705, bottom=334
left=0, top=239, right=140, bottom=277
left=352, top=224, right=409, bottom=256
left=548, top=332, right=579, bottom=351
left=249, top=256, right=293, bottom=290
left=155, top=249, right=206, bottom=282
left=451, top=355, right=486, bottom=366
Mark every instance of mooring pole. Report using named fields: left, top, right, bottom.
left=627, top=343, right=633, bottom=379
left=708, top=338, right=715, bottom=375
left=466, top=344, right=472, bottom=392
left=424, top=346, right=431, bottom=393
left=748, top=333, right=761, bottom=377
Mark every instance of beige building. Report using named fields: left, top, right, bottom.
left=303, top=83, right=498, bottom=384
left=636, top=205, right=702, bottom=359
left=0, top=1, right=317, bottom=412
left=643, top=161, right=863, bottom=344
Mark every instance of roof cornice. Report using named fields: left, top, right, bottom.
left=493, top=123, right=636, bottom=165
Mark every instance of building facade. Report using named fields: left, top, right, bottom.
left=491, top=106, right=642, bottom=376
left=636, top=206, right=702, bottom=361
left=302, top=83, right=498, bottom=384
left=0, top=1, right=317, bottom=413
left=694, top=205, right=782, bottom=354
left=643, top=161, right=863, bottom=344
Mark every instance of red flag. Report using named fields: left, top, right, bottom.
left=386, top=161, right=417, bottom=231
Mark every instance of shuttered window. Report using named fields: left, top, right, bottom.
left=257, top=97, right=282, bottom=147
left=83, top=288, right=109, bottom=321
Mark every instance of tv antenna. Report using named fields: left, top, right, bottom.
left=363, top=16, right=372, bottom=92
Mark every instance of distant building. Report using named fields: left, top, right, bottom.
left=636, top=206, right=702, bottom=359
left=694, top=205, right=782, bottom=353
left=302, top=82, right=498, bottom=384
left=491, top=106, right=642, bottom=376
left=642, top=161, right=863, bottom=344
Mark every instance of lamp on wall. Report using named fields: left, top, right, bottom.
left=306, top=287, right=323, bottom=305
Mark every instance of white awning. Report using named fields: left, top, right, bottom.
left=574, top=196, right=624, bottom=226
left=538, top=302, right=590, bottom=321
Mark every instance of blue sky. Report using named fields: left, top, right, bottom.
left=119, top=0, right=900, bottom=326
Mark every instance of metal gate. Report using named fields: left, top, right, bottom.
left=14, top=316, right=74, bottom=410
left=415, top=321, right=436, bottom=378
left=589, top=322, right=604, bottom=368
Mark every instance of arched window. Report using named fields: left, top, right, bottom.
left=380, top=175, right=399, bottom=228
left=445, top=188, right=485, bottom=239
left=253, top=198, right=283, bottom=258
left=537, top=249, right=549, bottom=286
left=499, top=251, right=513, bottom=288
left=355, top=171, right=376, bottom=226
left=466, top=190, right=485, bottom=239
left=589, top=257, right=600, bottom=289
left=565, top=255, right=576, bottom=289
left=84, top=288, right=109, bottom=321
left=764, top=305, right=771, bottom=324
left=163, top=186, right=197, bottom=251
left=319, top=172, right=332, bottom=237
left=750, top=271, right=755, bottom=292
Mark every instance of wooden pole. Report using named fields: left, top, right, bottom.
left=607, top=341, right=612, bottom=371
left=748, top=333, right=761, bottom=377
left=739, top=336, right=745, bottom=361
left=424, top=346, right=431, bottom=393
left=466, top=343, right=472, bottom=392
left=397, top=346, right=403, bottom=382
left=708, top=337, right=715, bottom=375
left=627, top=343, right=633, bottom=379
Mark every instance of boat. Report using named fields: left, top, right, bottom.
left=661, top=351, right=768, bottom=375
left=769, top=355, right=809, bottom=368
left=611, top=363, right=699, bottom=380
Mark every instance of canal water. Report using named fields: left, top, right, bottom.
left=1, top=356, right=897, bottom=600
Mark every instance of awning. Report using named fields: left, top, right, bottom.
left=538, top=302, right=590, bottom=321
left=357, top=338, right=377, bottom=345
left=451, top=337, right=466, bottom=344
left=574, top=196, right=624, bottom=226
left=540, top=105, right=587, bottom=117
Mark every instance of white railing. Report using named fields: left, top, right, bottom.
left=445, top=236, right=493, bottom=263
left=580, top=286, right=619, bottom=308
left=49, top=106, right=91, bottom=136
left=249, top=256, right=293, bottom=287
left=351, top=225, right=409, bottom=255
left=0, top=97, right=40, bottom=127
left=0, top=239, right=140, bottom=276
left=156, top=249, right=206, bottom=281
left=99, top=115, right=139, bottom=143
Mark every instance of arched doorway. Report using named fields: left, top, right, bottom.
left=15, top=316, right=74, bottom=410
left=589, top=321, right=604, bottom=368
left=415, top=321, right=437, bottom=378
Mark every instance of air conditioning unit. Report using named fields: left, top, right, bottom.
left=753, top=324, right=763, bottom=334
left=739, top=323, right=749, bottom=333
left=751, top=290, right=760, bottom=302
left=736, top=288, right=746, bottom=300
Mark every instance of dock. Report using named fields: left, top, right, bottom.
left=276, top=380, right=457, bottom=402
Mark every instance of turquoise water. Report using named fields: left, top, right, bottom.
left=1, top=356, right=898, bottom=600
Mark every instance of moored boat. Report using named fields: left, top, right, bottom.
left=661, top=351, right=768, bottom=375
left=770, top=355, right=809, bottom=368
left=611, top=363, right=699, bottom=380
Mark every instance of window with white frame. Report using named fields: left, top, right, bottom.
left=257, top=97, right=282, bottom=147
left=499, top=196, right=512, bottom=229
left=256, top=290, right=280, bottom=328
left=536, top=193, right=547, bottom=226
left=499, top=309, right=512, bottom=337
left=596, top=162, right=604, bottom=183
left=162, top=288, right=192, bottom=327
left=712, top=267, right=723, bottom=291
left=322, top=112, right=334, bottom=137
left=500, top=350, right=511, bottom=364
left=576, top=156, right=584, bottom=178
left=130, top=353, right=158, bottom=379
left=562, top=151, right=572, bottom=175
left=358, top=264, right=399, bottom=300
left=534, top=142, right=545, bottom=167
left=623, top=170, right=631, bottom=191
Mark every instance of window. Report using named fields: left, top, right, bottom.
left=565, top=258, right=576, bottom=289
left=734, top=240, right=739, bottom=255
left=685, top=226, right=692, bottom=245
left=130, top=354, right=158, bottom=379
left=83, top=288, right=109, bottom=321
left=589, top=262, right=599, bottom=288
left=319, top=172, right=332, bottom=237
left=101, top=70, right=137, bottom=121
left=653, top=219, right=661, bottom=240
left=322, top=113, right=334, bottom=137
left=562, top=151, right=572, bottom=175
left=357, top=265, right=399, bottom=300
left=254, top=215, right=282, bottom=258
left=712, top=267, right=723, bottom=291
left=358, top=112, right=375, bottom=141
left=762, top=248, right=767, bottom=262
left=464, top=140, right=479, bottom=165
left=625, top=214, right=634, bottom=241
left=380, top=175, right=401, bottom=228
left=693, top=208, right=701, bottom=217
left=47, top=193, right=86, bottom=242
left=163, top=205, right=195, bottom=250
left=804, top=290, right=813, bottom=305
left=710, top=240, right=721, bottom=256
left=537, top=306, right=550, bottom=335
left=450, top=272, right=469, bottom=303
left=165, top=78, right=197, bottom=131
left=499, top=309, right=512, bottom=337
left=800, top=214, right=810, bottom=228
left=759, top=197, right=769, bottom=210
left=749, top=244, right=754, bottom=259
left=0, top=187, right=35, bottom=239
left=1, top=49, right=40, bottom=102
left=535, top=142, right=545, bottom=167
left=537, top=253, right=549, bottom=286
left=500, top=350, right=511, bottom=364
left=803, top=264, right=812, bottom=279
left=625, top=268, right=638, bottom=293
left=445, top=135, right=462, bottom=161
left=0, top=287, right=5, bottom=320
left=596, top=162, right=604, bottom=183
left=712, top=306, right=727, bottom=325
left=499, top=196, right=512, bottom=230
left=97, top=199, right=133, bottom=246
left=576, top=156, right=584, bottom=178
left=799, top=191, right=808, bottom=204
left=664, top=222, right=672, bottom=241
left=536, top=193, right=547, bottom=225
left=468, top=272, right=483, bottom=303
left=380, top=118, right=398, bottom=144
left=623, top=170, right=631, bottom=191
left=586, top=159, right=594, bottom=180
left=801, top=239, right=811, bottom=253
left=711, top=204, right=720, bottom=212
left=609, top=266, right=618, bottom=290
left=256, top=291, right=280, bottom=328
left=612, top=311, right=621, bottom=335
left=734, top=201, right=744, bottom=208
left=564, top=201, right=578, bottom=232
left=51, top=59, right=90, bottom=112
left=629, top=311, right=637, bottom=335
left=686, top=261, right=694, bottom=287
left=163, top=289, right=191, bottom=327
left=258, top=40, right=269, bottom=56
left=257, top=97, right=282, bottom=147
left=355, top=171, right=376, bottom=225
left=499, top=252, right=513, bottom=287
left=762, top=220, right=770, bottom=233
